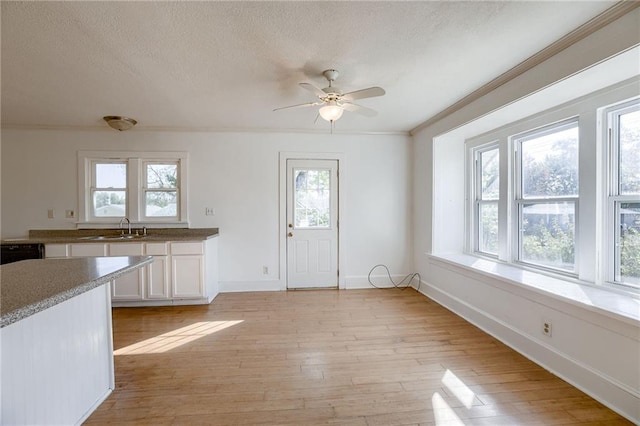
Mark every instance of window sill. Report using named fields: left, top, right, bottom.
left=427, top=253, right=640, bottom=326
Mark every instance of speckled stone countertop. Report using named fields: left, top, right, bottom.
left=1, top=228, right=218, bottom=244
left=0, top=256, right=152, bottom=327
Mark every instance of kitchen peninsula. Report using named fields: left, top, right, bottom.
left=0, top=256, right=152, bottom=425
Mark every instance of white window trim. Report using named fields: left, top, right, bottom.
left=602, top=98, right=640, bottom=290
left=78, top=151, right=189, bottom=228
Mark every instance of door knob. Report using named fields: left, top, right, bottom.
left=288, top=232, right=293, bottom=237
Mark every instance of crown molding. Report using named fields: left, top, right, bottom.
left=0, top=123, right=409, bottom=137
left=410, top=1, right=640, bottom=136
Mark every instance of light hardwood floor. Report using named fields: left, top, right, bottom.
left=85, top=289, right=632, bottom=425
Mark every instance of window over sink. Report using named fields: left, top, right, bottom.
left=79, top=151, right=188, bottom=226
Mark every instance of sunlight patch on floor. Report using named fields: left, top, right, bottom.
left=442, top=369, right=476, bottom=409
left=432, top=392, right=465, bottom=425
left=114, top=320, right=243, bottom=355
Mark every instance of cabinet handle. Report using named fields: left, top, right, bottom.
left=287, top=232, right=293, bottom=237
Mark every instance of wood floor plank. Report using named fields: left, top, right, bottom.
left=84, top=289, right=632, bottom=425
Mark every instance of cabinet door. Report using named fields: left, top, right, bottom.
left=147, top=256, right=169, bottom=299
left=112, top=269, right=145, bottom=300
left=172, top=255, right=204, bottom=298
left=110, top=243, right=145, bottom=300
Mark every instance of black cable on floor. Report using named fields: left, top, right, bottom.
left=367, top=264, right=421, bottom=292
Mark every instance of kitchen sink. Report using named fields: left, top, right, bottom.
left=79, top=235, right=146, bottom=241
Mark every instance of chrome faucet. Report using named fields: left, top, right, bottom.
left=119, top=217, right=132, bottom=235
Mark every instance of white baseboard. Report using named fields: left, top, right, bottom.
left=219, top=279, right=284, bottom=293
left=345, top=274, right=417, bottom=289
left=417, top=280, right=640, bottom=424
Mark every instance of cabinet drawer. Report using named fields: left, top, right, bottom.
left=69, top=243, right=107, bottom=257
left=146, top=243, right=168, bottom=256
left=170, top=242, right=204, bottom=255
left=109, top=243, right=144, bottom=256
left=45, top=244, right=68, bottom=258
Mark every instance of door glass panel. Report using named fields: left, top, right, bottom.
left=294, top=169, right=330, bottom=228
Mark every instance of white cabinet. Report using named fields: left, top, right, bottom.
left=43, top=237, right=218, bottom=306
left=171, top=242, right=205, bottom=298
left=109, top=243, right=145, bottom=300
left=145, top=243, right=169, bottom=299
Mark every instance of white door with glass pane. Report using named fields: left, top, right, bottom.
left=286, top=160, right=338, bottom=289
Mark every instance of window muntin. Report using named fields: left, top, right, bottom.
left=515, top=120, right=579, bottom=273
left=474, top=146, right=499, bottom=256
left=609, top=101, right=640, bottom=288
left=143, top=162, right=179, bottom=218
left=91, top=162, right=127, bottom=218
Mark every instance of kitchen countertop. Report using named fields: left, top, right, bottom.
left=0, top=256, right=153, bottom=327
left=1, top=227, right=218, bottom=244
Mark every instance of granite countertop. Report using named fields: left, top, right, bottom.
left=1, top=227, right=218, bottom=244
left=0, top=256, right=153, bottom=327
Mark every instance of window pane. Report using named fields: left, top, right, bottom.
left=521, top=202, right=575, bottom=271
left=95, top=163, right=126, bottom=188
left=145, top=191, right=177, bottom=217
left=147, top=164, right=177, bottom=189
left=480, top=149, right=499, bottom=200
left=619, top=109, right=640, bottom=195
left=521, top=125, right=578, bottom=198
left=93, top=191, right=126, bottom=217
left=479, top=202, right=498, bottom=255
left=294, top=169, right=330, bottom=228
left=617, top=202, right=640, bottom=286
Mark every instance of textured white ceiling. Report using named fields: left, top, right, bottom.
left=1, top=1, right=616, bottom=133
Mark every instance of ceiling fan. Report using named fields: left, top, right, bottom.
left=274, top=69, right=385, bottom=125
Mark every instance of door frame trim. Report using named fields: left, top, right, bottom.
left=279, top=152, right=346, bottom=290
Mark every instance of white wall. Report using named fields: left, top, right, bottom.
left=412, top=9, right=640, bottom=423
left=0, top=129, right=413, bottom=291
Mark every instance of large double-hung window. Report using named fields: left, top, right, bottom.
left=607, top=100, right=640, bottom=288
left=468, top=88, right=639, bottom=291
left=514, top=120, right=579, bottom=273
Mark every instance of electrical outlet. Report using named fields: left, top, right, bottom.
left=65, top=210, right=75, bottom=219
left=263, top=266, right=269, bottom=275
left=205, top=207, right=215, bottom=216
left=47, top=209, right=54, bottom=219
left=542, top=319, right=552, bottom=337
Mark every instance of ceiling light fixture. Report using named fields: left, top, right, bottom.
left=103, top=116, right=137, bottom=131
left=318, top=102, right=344, bottom=122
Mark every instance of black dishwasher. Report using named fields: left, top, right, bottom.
left=0, top=243, right=45, bottom=265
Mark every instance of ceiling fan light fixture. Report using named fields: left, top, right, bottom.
left=319, top=103, right=343, bottom=122
left=103, top=116, right=137, bottom=131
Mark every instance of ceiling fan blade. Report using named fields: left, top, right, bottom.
left=273, top=102, right=321, bottom=112
left=341, top=86, right=385, bottom=102
left=341, top=102, right=377, bottom=117
left=299, top=82, right=327, bottom=98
